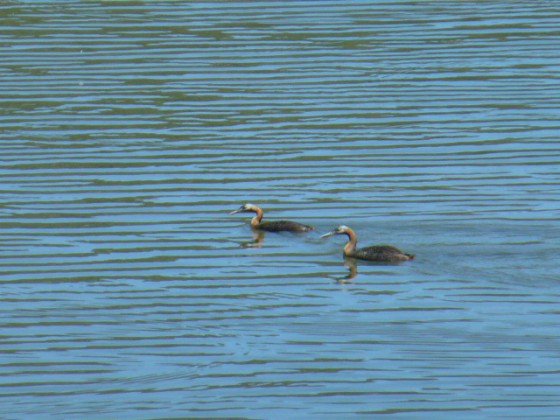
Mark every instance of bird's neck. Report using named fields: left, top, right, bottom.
left=250, top=208, right=264, bottom=227
left=343, top=231, right=357, bottom=256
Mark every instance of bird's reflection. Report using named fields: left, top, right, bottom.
left=333, top=258, right=358, bottom=283
left=331, top=257, right=407, bottom=283
left=239, top=229, right=266, bottom=248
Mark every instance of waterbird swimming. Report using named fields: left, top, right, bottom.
left=230, top=203, right=314, bottom=233
left=321, top=225, right=414, bottom=263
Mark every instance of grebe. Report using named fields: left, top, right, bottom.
left=230, top=203, right=314, bottom=233
left=321, top=225, right=414, bottom=263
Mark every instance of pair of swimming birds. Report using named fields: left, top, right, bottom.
left=231, top=203, right=414, bottom=263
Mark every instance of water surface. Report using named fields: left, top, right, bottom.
left=2, top=1, right=560, bottom=418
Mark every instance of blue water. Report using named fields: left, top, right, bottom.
left=1, top=1, right=560, bottom=418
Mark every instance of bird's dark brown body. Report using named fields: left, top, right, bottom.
left=321, top=225, right=414, bottom=263
left=230, top=203, right=314, bottom=233
left=256, top=220, right=313, bottom=232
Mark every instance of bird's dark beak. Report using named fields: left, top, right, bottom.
left=230, top=207, right=244, bottom=215
left=320, top=231, right=336, bottom=238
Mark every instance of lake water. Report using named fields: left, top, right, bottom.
left=2, top=1, right=560, bottom=418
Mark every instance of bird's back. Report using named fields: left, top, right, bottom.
left=257, top=220, right=314, bottom=233
left=351, top=245, right=414, bottom=262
